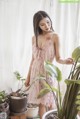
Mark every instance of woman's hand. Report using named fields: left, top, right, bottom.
left=65, top=58, right=74, bottom=64
left=25, top=78, right=30, bottom=87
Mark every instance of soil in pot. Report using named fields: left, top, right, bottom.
left=46, top=112, right=57, bottom=119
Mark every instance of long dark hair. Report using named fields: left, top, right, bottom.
left=33, top=10, right=54, bottom=47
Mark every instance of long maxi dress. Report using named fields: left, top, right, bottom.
left=28, top=36, right=56, bottom=108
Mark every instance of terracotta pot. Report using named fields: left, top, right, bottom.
left=9, top=96, right=28, bottom=113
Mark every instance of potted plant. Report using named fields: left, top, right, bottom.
left=9, top=71, right=39, bottom=118
left=36, top=46, right=80, bottom=119
left=9, top=71, right=28, bottom=113
left=0, top=91, right=9, bottom=119
left=26, top=103, right=39, bottom=118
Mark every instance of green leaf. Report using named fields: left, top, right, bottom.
left=75, top=100, right=80, bottom=105
left=76, top=64, right=80, bottom=69
left=76, top=95, right=80, bottom=100
left=42, top=81, right=59, bottom=94
left=65, top=79, right=80, bottom=85
left=14, top=71, right=22, bottom=80
left=0, top=96, right=3, bottom=99
left=20, top=78, right=26, bottom=81
left=72, top=46, right=80, bottom=62
left=43, top=82, right=51, bottom=89
left=44, top=61, right=57, bottom=77
left=55, top=67, right=62, bottom=82
left=37, top=88, right=51, bottom=98
left=44, top=61, right=62, bottom=82
left=77, top=106, right=80, bottom=111
left=51, top=86, right=59, bottom=93
left=36, top=74, right=46, bottom=80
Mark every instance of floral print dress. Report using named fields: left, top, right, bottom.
left=28, top=36, right=56, bottom=108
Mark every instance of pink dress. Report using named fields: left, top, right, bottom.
left=28, top=37, right=56, bottom=108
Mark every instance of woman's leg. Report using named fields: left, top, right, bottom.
left=39, top=103, right=46, bottom=119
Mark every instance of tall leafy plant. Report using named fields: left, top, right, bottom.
left=10, top=71, right=26, bottom=96
left=61, top=46, right=80, bottom=119
left=37, top=46, right=80, bottom=119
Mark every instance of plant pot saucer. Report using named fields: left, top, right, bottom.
left=10, top=108, right=27, bottom=116
left=27, top=115, right=40, bottom=119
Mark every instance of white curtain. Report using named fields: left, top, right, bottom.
left=0, top=0, right=80, bottom=92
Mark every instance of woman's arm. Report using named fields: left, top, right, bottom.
left=53, top=34, right=73, bottom=64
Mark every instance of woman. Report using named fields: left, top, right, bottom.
left=25, top=10, right=73, bottom=119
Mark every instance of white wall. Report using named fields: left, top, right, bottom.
left=0, top=0, right=80, bottom=92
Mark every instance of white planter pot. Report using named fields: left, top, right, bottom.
left=26, top=106, right=39, bottom=118
left=77, top=115, right=80, bottom=119
left=42, top=109, right=57, bottom=119
left=42, top=109, right=80, bottom=119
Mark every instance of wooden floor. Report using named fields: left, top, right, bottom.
left=10, top=115, right=40, bottom=119
left=9, top=113, right=80, bottom=119
left=9, top=112, right=40, bottom=119
left=10, top=114, right=27, bottom=119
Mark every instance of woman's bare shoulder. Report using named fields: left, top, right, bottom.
left=52, top=32, right=59, bottom=38
left=51, top=32, right=59, bottom=43
left=52, top=32, right=59, bottom=44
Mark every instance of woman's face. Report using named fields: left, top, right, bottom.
left=39, top=17, right=51, bottom=33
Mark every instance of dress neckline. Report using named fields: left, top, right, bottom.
left=37, top=39, right=52, bottom=50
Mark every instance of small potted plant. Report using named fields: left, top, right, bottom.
left=36, top=46, right=80, bottom=119
left=26, top=103, right=39, bottom=118
left=0, top=91, right=9, bottom=119
left=9, top=71, right=39, bottom=118
left=9, top=71, right=28, bottom=113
